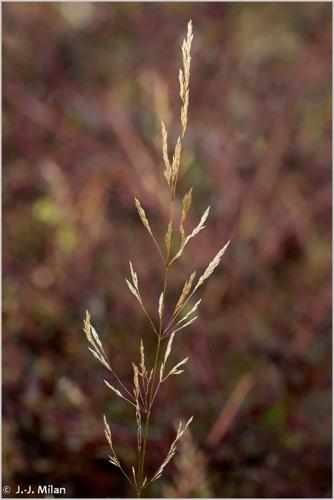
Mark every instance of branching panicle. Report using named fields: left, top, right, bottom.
left=82, top=20, right=229, bottom=496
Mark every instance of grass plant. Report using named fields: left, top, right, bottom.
left=83, top=20, right=229, bottom=497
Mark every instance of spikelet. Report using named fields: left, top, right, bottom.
left=187, top=206, right=210, bottom=240
left=126, top=279, right=141, bottom=302
left=174, top=270, right=196, bottom=314
left=136, top=399, right=142, bottom=451
left=104, top=380, right=125, bottom=399
left=129, top=261, right=138, bottom=289
left=140, top=339, right=147, bottom=379
left=103, top=415, right=120, bottom=467
left=132, top=466, right=138, bottom=491
left=179, top=20, right=193, bottom=137
left=168, top=315, right=198, bottom=337
left=126, top=261, right=142, bottom=304
left=87, top=348, right=110, bottom=371
left=108, top=455, right=120, bottom=467
left=194, top=240, right=230, bottom=292
left=158, top=292, right=164, bottom=321
left=83, top=311, right=111, bottom=371
left=135, top=198, right=165, bottom=262
left=103, top=414, right=113, bottom=449
left=165, top=221, right=172, bottom=255
left=176, top=299, right=201, bottom=326
left=150, top=417, right=193, bottom=483
left=162, top=357, right=189, bottom=382
left=160, top=331, right=176, bottom=381
left=133, top=364, right=140, bottom=397
left=133, top=364, right=142, bottom=451
left=135, top=198, right=154, bottom=238
left=164, top=299, right=202, bottom=338
left=162, top=19, right=193, bottom=195
left=164, top=357, right=189, bottom=379
left=180, top=187, right=193, bottom=243
left=171, top=206, right=210, bottom=263
left=126, top=262, right=158, bottom=334
left=159, top=329, right=189, bottom=382
left=161, top=122, right=171, bottom=186
left=171, top=136, right=182, bottom=189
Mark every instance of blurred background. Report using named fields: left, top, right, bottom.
left=3, top=2, right=332, bottom=498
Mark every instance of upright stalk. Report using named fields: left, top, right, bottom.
left=138, top=199, right=175, bottom=495
left=83, top=20, right=229, bottom=497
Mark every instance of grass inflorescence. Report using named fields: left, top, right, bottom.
left=83, top=20, right=229, bottom=497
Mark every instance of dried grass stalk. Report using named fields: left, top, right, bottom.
left=82, top=20, right=229, bottom=497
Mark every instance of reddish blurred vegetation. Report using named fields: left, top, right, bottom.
left=3, top=3, right=331, bottom=498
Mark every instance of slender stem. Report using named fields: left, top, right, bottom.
left=138, top=268, right=168, bottom=492
left=118, top=463, right=136, bottom=490
left=150, top=376, right=162, bottom=407
left=118, top=394, right=144, bottom=410
left=108, top=367, right=136, bottom=402
left=137, top=199, right=176, bottom=495
left=138, top=334, right=161, bottom=492
left=151, top=235, right=167, bottom=265
left=138, top=301, right=159, bottom=336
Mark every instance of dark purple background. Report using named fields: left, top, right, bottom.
left=3, top=3, right=331, bottom=498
